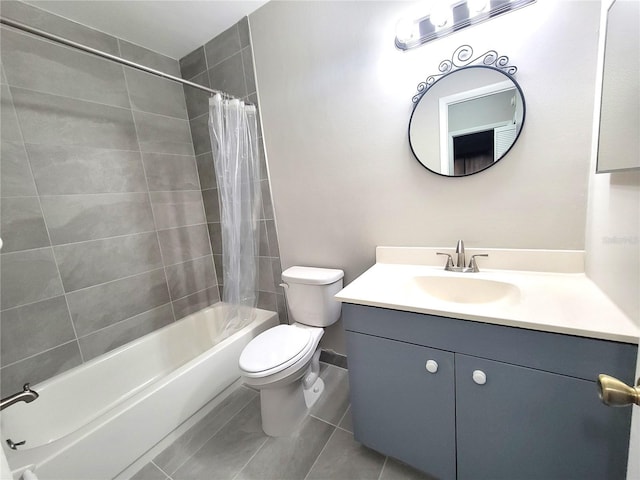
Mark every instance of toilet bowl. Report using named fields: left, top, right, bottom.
left=238, top=266, right=344, bottom=436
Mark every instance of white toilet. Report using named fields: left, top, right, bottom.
left=239, top=266, right=344, bottom=436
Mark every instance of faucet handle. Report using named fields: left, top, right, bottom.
left=436, top=252, right=454, bottom=270
left=468, top=254, right=489, bottom=273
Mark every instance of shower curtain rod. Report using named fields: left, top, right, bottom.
left=0, top=16, right=240, bottom=101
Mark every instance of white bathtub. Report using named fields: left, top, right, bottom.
left=1, top=303, right=278, bottom=480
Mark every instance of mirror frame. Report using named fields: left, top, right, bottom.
left=409, top=45, right=526, bottom=178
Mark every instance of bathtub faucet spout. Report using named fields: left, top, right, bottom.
left=0, top=383, right=39, bottom=411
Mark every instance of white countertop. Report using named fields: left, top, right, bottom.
left=335, top=248, right=640, bottom=344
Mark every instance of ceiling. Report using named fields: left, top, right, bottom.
left=23, top=1, right=269, bottom=59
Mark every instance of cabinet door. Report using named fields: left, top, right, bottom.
left=346, top=331, right=456, bottom=480
left=456, top=354, right=631, bottom=480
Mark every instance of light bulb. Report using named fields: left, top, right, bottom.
left=467, top=0, right=490, bottom=16
left=395, top=18, right=419, bottom=43
left=429, top=2, right=453, bottom=29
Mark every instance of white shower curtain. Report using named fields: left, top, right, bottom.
left=208, top=94, right=261, bottom=328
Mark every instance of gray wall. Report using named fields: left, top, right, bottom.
left=0, top=1, right=218, bottom=393
left=250, top=1, right=601, bottom=353
left=179, top=19, right=287, bottom=324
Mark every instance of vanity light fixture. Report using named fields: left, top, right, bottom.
left=395, top=0, right=536, bottom=50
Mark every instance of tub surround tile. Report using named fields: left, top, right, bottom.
left=241, top=47, right=257, bottom=95
left=0, top=248, right=64, bottom=310
left=66, top=268, right=170, bottom=337
left=40, top=193, right=155, bottom=245
left=157, top=224, right=211, bottom=266
left=1, top=28, right=130, bottom=108
left=0, top=340, right=82, bottom=394
left=258, top=138, right=268, bottom=181
left=258, top=257, right=275, bottom=293
left=118, top=40, right=180, bottom=77
left=0, top=2, right=219, bottom=390
left=236, top=416, right=334, bottom=480
left=153, top=386, right=258, bottom=475
left=0, top=196, right=50, bottom=253
left=195, top=152, right=216, bottom=190
left=189, top=113, right=211, bottom=156
left=179, top=46, right=207, bottom=81
left=261, top=179, right=274, bottom=220
left=257, top=291, right=277, bottom=312
left=270, top=258, right=283, bottom=294
left=257, top=221, right=269, bottom=257
left=213, top=254, right=224, bottom=285
left=142, top=153, right=200, bottom=191
left=306, top=428, right=386, bottom=480
left=11, top=87, right=139, bottom=149
left=266, top=220, right=280, bottom=257
left=276, top=293, right=288, bottom=323
left=172, top=286, right=220, bottom=320
left=26, top=144, right=147, bottom=195
left=207, top=52, right=247, bottom=100
left=0, top=1, right=120, bottom=56
left=1, top=141, right=37, bottom=197
left=183, top=71, right=210, bottom=120
left=1, top=83, right=23, bottom=141
left=202, top=189, right=220, bottom=223
left=78, top=303, right=174, bottom=361
left=150, top=191, right=206, bottom=230
left=204, top=24, right=241, bottom=68
left=207, top=222, right=223, bottom=255
left=54, top=232, right=163, bottom=292
left=172, top=397, right=267, bottom=480
left=124, top=68, right=188, bottom=120
left=165, top=255, right=216, bottom=301
left=133, top=111, right=194, bottom=156
left=238, top=17, right=251, bottom=49
left=0, top=295, right=74, bottom=366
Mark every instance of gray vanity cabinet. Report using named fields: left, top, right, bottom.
left=343, top=303, right=636, bottom=480
left=455, top=354, right=629, bottom=480
left=347, top=331, right=456, bottom=480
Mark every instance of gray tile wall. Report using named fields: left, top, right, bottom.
left=0, top=1, right=219, bottom=393
left=179, top=17, right=287, bottom=323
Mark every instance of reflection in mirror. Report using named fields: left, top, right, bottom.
left=410, top=66, right=525, bottom=177
left=596, top=0, right=640, bottom=172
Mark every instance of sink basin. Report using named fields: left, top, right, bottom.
left=411, top=276, right=520, bottom=304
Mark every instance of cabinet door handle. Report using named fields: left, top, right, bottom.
left=425, top=360, right=439, bottom=373
left=472, top=370, right=487, bottom=385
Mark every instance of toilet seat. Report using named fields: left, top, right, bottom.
left=239, top=325, right=317, bottom=378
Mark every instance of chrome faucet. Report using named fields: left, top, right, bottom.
left=0, top=383, right=39, bottom=411
left=455, top=240, right=465, bottom=269
left=437, top=240, right=488, bottom=272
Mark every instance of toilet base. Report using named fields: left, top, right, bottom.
left=259, top=349, right=325, bottom=437
left=303, top=377, right=325, bottom=408
left=260, top=381, right=307, bottom=436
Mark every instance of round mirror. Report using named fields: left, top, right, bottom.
left=409, top=66, right=526, bottom=177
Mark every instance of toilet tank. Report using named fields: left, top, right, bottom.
left=281, top=266, right=344, bottom=327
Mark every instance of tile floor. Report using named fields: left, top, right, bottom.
left=128, top=363, right=433, bottom=480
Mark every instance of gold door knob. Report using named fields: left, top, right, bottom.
left=597, top=374, right=640, bottom=407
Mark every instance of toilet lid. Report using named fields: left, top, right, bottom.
left=239, top=325, right=312, bottom=374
